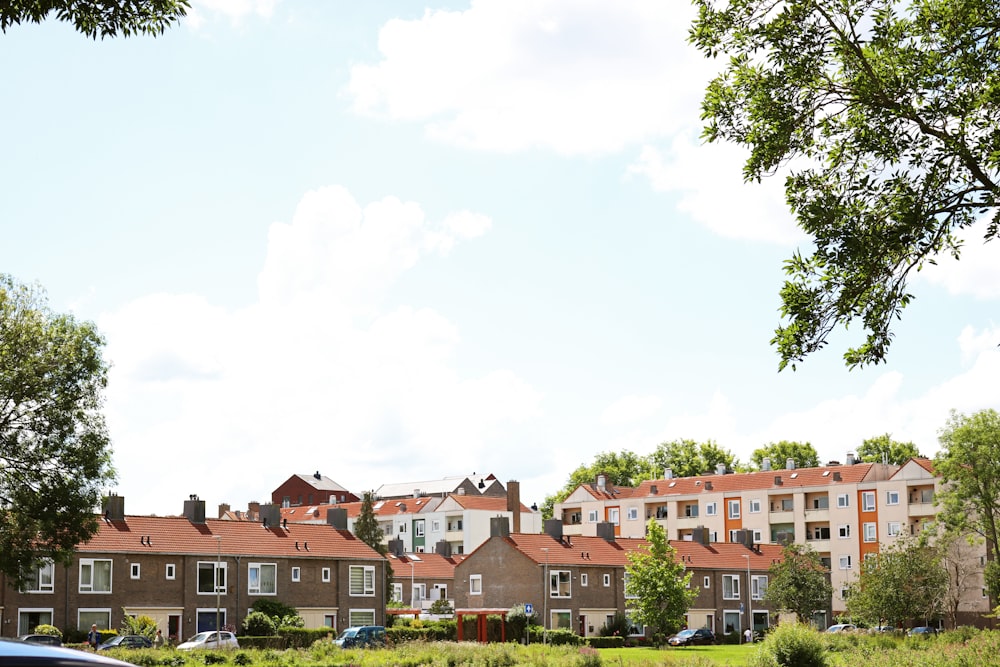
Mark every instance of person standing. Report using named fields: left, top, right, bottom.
left=153, top=630, right=165, bottom=648
left=87, top=624, right=100, bottom=650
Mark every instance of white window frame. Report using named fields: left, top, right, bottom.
left=862, top=491, right=876, bottom=512
left=627, top=507, right=638, bottom=521
left=411, top=582, right=427, bottom=603
left=580, top=573, right=588, bottom=587
left=839, top=555, right=852, bottom=570
left=470, top=574, right=482, bottom=595
left=752, top=529, right=763, bottom=542
left=603, top=573, right=611, bottom=587
left=728, top=500, right=741, bottom=519
left=349, top=565, right=375, bottom=596
left=588, top=510, right=599, bottom=523
left=431, top=520, right=441, bottom=532
left=348, top=609, right=376, bottom=627
left=77, top=609, right=111, bottom=633
left=18, top=608, right=54, bottom=635
left=887, top=522, right=901, bottom=537
left=749, top=499, right=761, bottom=514
left=291, top=567, right=300, bottom=582
left=728, top=529, right=740, bottom=543
left=79, top=559, right=113, bottom=594
left=165, top=563, right=176, bottom=580
left=130, top=563, right=140, bottom=580
left=886, top=490, right=900, bottom=506
left=391, top=583, right=403, bottom=602
left=550, top=570, right=571, bottom=598
left=415, top=521, right=425, bottom=537
left=248, top=562, right=277, bottom=595
left=704, top=576, right=710, bottom=588
left=838, top=524, right=851, bottom=539
left=322, top=567, right=331, bottom=583
left=863, top=523, right=877, bottom=542
left=722, top=574, right=740, bottom=600
left=751, top=575, right=768, bottom=600
left=705, top=502, right=717, bottom=517
left=196, top=561, right=227, bottom=595
left=837, top=493, right=850, bottom=508
left=22, top=561, right=54, bottom=593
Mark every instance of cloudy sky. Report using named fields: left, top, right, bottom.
left=2, top=0, right=998, bottom=516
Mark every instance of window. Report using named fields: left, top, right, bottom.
left=551, top=610, right=572, bottom=630
left=709, top=531, right=718, bottom=542
left=839, top=555, right=852, bottom=570
left=291, top=567, right=300, bottom=582
left=684, top=504, right=699, bottom=518
left=433, top=583, right=448, bottom=600
left=431, top=520, right=441, bottom=532
left=863, top=523, right=877, bottom=542
left=550, top=570, right=571, bottom=597
left=837, top=494, right=850, bottom=508
left=392, top=583, right=403, bottom=603
left=886, top=490, right=900, bottom=506
left=812, top=496, right=829, bottom=510
left=608, top=508, right=620, bottom=525
left=862, top=491, right=876, bottom=512
left=627, top=507, right=638, bottom=520
left=197, top=562, right=226, bottom=594
left=77, top=609, right=111, bottom=633
left=165, top=564, right=176, bottom=580
left=412, top=583, right=426, bottom=603
left=349, top=610, right=376, bottom=627
left=838, top=524, right=851, bottom=538
left=722, top=574, right=740, bottom=600
left=728, top=500, right=741, bottom=519
left=749, top=499, right=761, bottom=514
left=751, top=575, right=768, bottom=600
left=415, top=520, right=425, bottom=537
left=322, top=568, right=331, bottom=583
left=841, top=587, right=850, bottom=600
left=22, top=561, right=54, bottom=593
left=18, top=609, right=53, bottom=636
left=79, top=559, right=112, bottom=593
left=130, top=563, right=140, bottom=580
left=603, top=573, right=611, bottom=587
left=248, top=563, right=277, bottom=595
left=752, top=529, right=763, bottom=542
left=588, top=510, right=598, bottom=523
left=729, top=530, right=740, bottom=543
left=624, top=572, right=638, bottom=599
left=470, top=574, right=482, bottom=595
left=398, top=524, right=406, bottom=533
left=887, top=522, right=901, bottom=537
left=703, top=576, right=710, bottom=588
left=705, top=502, right=717, bottom=517
left=349, top=566, right=375, bottom=596
left=581, top=573, right=588, bottom=586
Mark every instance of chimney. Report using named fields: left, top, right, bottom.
left=716, top=463, right=726, bottom=475
left=388, top=538, right=405, bottom=557
left=596, top=521, right=616, bottom=543
left=846, top=452, right=857, bottom=465
left=218, top=503, right=230, bottom=519
left=761, top=457, right=771, bottom=472
left=184, top=495, right=206, bottom=524
left=413, top=489, right=421, bottom=498
left=596, top=474, right=607, bottom=493
left=665, top=468, right=673, bottom=479
left=259, top=503, right=280, bottom=528
left=693, top=525, right=709, bottom=545
left=327, top=507, right=348, bottom=530
left=435, top=540, right=452, bottom=558
left=103, top=494, right=125, bottom=522
left=786, top=458, right=796, bottom=470
left=544, top=518, right=564, bottom=541
left=248, top=501, right=261, bottom=518
left=313, top=471, right=322, bottom=480
left=490, top=516, right=510, bottom=538
left=507, top=480, right=521, bottom=534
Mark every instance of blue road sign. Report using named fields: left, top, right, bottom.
left=525, top=603, right=533, bottom=614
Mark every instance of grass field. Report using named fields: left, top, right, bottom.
left=598, top=644, right=756, bottom=666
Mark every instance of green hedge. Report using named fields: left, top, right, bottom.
left=236, top=636, right=287, bottom=650
left=585, top=636, right=625, bottom=648
left=279, top=627, right=334, bottom=648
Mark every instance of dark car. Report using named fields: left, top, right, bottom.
left=908, top=626, right=938, bottom=637
left=333, top=626, right=386, bottom=648
left=18, top=634, right=63, bottom=647
left=0, top=637, right=138, bottom=666
left=667, top=627, right=716, bottom=646
left=97, top=635, right=153, bottom=651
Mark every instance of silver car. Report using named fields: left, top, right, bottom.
left=177, top=631, right=240, bottom=650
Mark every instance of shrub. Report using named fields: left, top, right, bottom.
left=586, top=636, right=624, bottom=648
left=237, top=636, right=287, bottom=650
left=599, top=612, right=630, bottom=638
left=120, top=613, right=158, bottom=639
left=201, top=653, right=226, bottom=665
left=545, top=629, right=583, bottom=646
left=279, top=627, right=331, bottom=648
left=242, top=611, right=278, bottom=637
left=33, top=624, right=62, bottom=638
left=750, top=622, right=826, bottom=667
left=429, top=599, right=454, bottom=615
left=578, top=645, right=601, bottom=667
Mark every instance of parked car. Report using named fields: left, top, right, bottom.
left=869, top=625, right=896, bottom=634
left=333, top=626, right=386, bottom=648
left=97, top=635, right=153, bottom=651
left=826, top=623, right=857, bottom=633
left=0, top=637, right=138, bottom=666
left=666, top=627, right=716, bottom=646
left=18, top=634, right=63, bottom=646
left=177, top=631, right=239, bottom=650
left=908, top=626, right=938, bottom=637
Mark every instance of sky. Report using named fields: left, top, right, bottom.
left=2, top=0, right=998, bottom=516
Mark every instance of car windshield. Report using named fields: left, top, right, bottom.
left=337, top=629, right=358, bottom=640
left=677, top=630, right=696, bottom=637
left=189, top=633, right=213, bottom=642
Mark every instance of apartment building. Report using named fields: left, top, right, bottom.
left=554, top=457, right=990, bottom=623
left=1, top=495, right=386, bottom=640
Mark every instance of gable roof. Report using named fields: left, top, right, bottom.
left=889, top=457, right=936, bottom=480
left=633, top=463, right=888, bottom=498
left=279, top=473, right=352, bottom=493
left=375, top=474, right=497, bottom=499
left=80, top=515, right=385, bottom=561
left=443, top=494, right=534, bottom=513
left=389, top=552, right=468, bottom=579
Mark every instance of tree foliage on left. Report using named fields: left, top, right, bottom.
left=624, top=519, right=697, bottom=641
left=0, top=274, right=115, bottom=587
left=0, top=0, right=189, bottom=39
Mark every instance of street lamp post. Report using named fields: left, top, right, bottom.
left=215, top=535, right=222, bottom=647
left=743, top=554, right=752, bottom=643
left=541, top=547, right=549, bottom=645
left=410, top=559, right=416, bottom=611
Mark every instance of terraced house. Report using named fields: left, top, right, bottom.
left=0, top=495, right=386, bottom=640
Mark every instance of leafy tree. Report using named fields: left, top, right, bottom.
left=845, top=535, right=946, bottom=627
left=938, top=531, right=985, bottom=629
left=690, top=0, right=1000, bottom=369
left=764, top=544, right=832, bottom=623
left=541, top=450, right=651, bottom=518
left=1, top=0, right=189, bottom=39
left=625, top=519, right=697, bottom=642
left=353, top=490, right=394, bottom=605
left=120, top=612, right=157, bottom=639
left=241, top=611, right=277, bottom=637
left=648, top=439, right=738, bottom=478
left=0, top=275, right=116, bottom=588
left=249, top=599, right=298, bottom=621
left=934, top=409, right=1000, bottom=601
left=751, top=441, right=820, bottom=470
left=857, top=434, right=921, bottom=465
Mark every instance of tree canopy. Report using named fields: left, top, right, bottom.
left=648, top=439, right=738, bottom=478
left=353, top=491, right=386, bottom=555
left=1, top=0, right=188, bottom=38
left=0, top=275, right=116, bottom=587
left=690, top=0, right=1000, bottom=369
left=750, top=441, right=820, bottom=470
left=857, top=433, right=920, bottom=465
left=624, top=519, right=697, bottom=641
left=934, top=408, right=1000, bottom=600
left=763, top=543, right=832, bottom=623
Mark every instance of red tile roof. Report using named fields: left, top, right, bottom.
left=80, top=515, right=385, bottom=561
left=389, top=553, right=467, bottom=579
left=447, top=494, right=533, bottom=512
left=636, top=463, right=883, bottom=497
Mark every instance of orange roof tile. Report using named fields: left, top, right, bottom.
left=447, top=494, right=533, bottom=513
left=389, top=553, right=468, bottom=579
left=635, top=463, right=883, bottom=497
left=80, top=515, right=385, bottom=561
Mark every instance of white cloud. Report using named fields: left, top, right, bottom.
left=626, top=137, right=803, bottom=244
left=918, top=217, right=1000, bottom=299
left=601, top=394, right=662, bottom=425
left=347, top=0, right=715, bottom=155
left=100, top=186, right=540, bottom=515
left=186, top=0, right=277, bottom=30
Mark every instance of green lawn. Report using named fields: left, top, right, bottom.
left=599, top=644, right=756, bottom=666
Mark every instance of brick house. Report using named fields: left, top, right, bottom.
left=0, top=495, right=385, bottom=640
left=453, top=518, right=787, bottom=639
left=272, top=472, right=358, bottom=507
